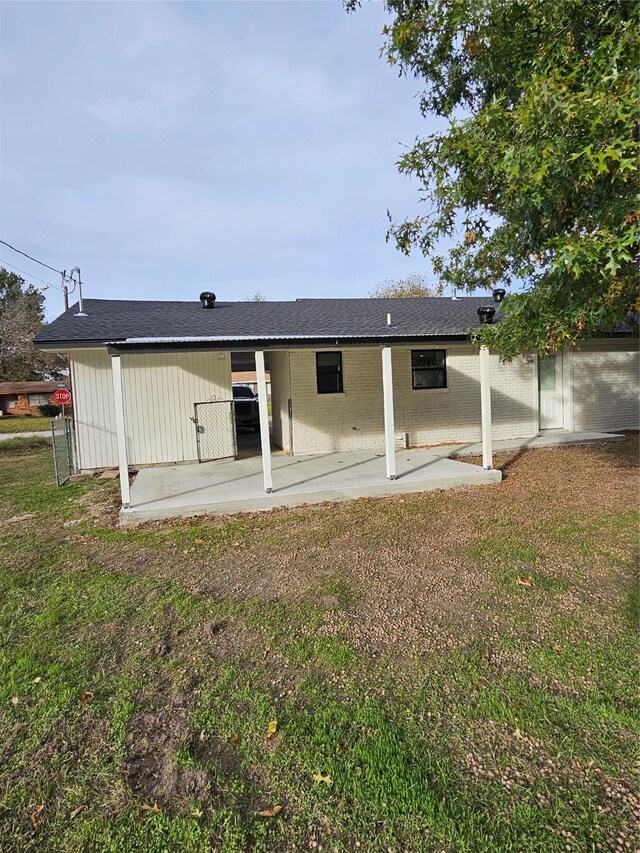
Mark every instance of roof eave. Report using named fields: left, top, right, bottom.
left=105, top=333, right=474, bottom=355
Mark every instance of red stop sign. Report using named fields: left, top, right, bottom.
left=53, top=388, right=72, bottom=405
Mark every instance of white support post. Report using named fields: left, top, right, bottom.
left=255, top=350, right=273, bottom=493
left=111, top=355, right=131, bottom=508
left=382, top=346, right=396, bottom=480
left=479, top=345, right=493, bottom=470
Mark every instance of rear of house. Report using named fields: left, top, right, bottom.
left=34, top=295, right=638, bottom=485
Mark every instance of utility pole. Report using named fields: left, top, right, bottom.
left=61, top=271, right=69, bottom=310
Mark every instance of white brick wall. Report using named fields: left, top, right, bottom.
left=572, top=339, right=639, bottom=431
left=289, top=348, right=385, bottom=454
left=269, top=350, right=291, bottom=452
left=288, top=344, right=537, bottom=455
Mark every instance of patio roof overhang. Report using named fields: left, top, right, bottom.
left=104, top=333, right=472, bottom=355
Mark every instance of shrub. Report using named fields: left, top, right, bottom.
left=39, top=404, right=61, bottom=418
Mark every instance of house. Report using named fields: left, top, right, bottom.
left=0, top=380, right=69, bottom=417
left=34, top=294, right=638, bottom=513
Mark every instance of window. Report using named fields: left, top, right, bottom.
left=316, top=352, right=343, bottom=394
left=411, top=350, right=447, bottom=389
left=28, top=393, right=50, bottom=406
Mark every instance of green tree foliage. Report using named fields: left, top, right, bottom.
left=369, top=273, right=443, bottom=297
left=349, top=0, right=639, bottom=356
left=0, top=268, right=67, bottom=381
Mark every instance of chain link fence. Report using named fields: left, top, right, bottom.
left=51, top=417, right=75, bottom=485
left=192, top=401, right=237, bottom=462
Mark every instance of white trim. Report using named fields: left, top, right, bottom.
left=255, top=350, right=273, bottom=493
left=479, top=346, right=493, bottom=469
left=110, top=355, right=131, bottom=508
left=381, top=346, right=396, bottom=480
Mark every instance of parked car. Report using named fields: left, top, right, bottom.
left=232, top=384, right=260, bottom=431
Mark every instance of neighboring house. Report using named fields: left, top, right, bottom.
left=0, top=380, right=69, bottom=417
left=34, top=294, right=638, bottom=503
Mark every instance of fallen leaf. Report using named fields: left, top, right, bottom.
left=10, top=696, right=19, bottom=706
left=69, top=805, right=86, bottom=819
left=258, top=804, right=282, bottom=817
left=195, top=538, right=205, bottom=545
left=229, top=734, right=240, bottom=745
left=515, top=576, right=534, bottom=588
left=266, top=719, right=278, bottom=739
left=81, top=691, right=94, bottom=702
left=199, top=729, right=206, bottom=742
left=32, top=677, right=42, bottom=684
left=140, top=803, right=162, bottom=814
left=312, top=772, right=333, bottom=786
left=513, top=727, right=525, bottom=740
left=31, top=804, right=45, bottom=828
left=191, top=808, right=204, bottom=819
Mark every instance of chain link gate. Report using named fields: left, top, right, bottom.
left=192, top=401, right=237, bottom=462
left=51, top=416, right=75, bottom=485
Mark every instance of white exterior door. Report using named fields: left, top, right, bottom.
left=539, top=352, right=564, bottom=429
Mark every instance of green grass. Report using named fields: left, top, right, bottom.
left=0, top=416, right=52, bottom=434
left=0, top=442, right=638, bottom=852
left=0, top=435, right=51, bottom=455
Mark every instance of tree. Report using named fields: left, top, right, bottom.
left=348, top=0, right=639, bottom=357
left=0, top=268, right=67, bottom=381
left=369, top=273, right=443, bottom=298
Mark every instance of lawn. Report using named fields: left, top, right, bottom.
left=0, top=416, right=52, bottom=434
left=0, top=437, right=638, bottom=852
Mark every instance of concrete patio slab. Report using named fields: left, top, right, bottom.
left=120, top=430, right=623, bottom=524
left=121, top=447, right=501, bottom=524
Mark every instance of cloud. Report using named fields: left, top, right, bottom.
left=1, top=0, right=436, bottom=315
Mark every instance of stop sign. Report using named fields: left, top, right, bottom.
left=53, top=388, right=72, bottom=405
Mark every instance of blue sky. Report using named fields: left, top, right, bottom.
left=1, top=1, right=442, bottom=318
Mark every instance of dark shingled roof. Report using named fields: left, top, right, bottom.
left=34, top=297, right=500, bottom=350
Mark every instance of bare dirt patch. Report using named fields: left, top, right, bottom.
left=69, top=436, right=639, bottom=658
left=124, top=702, right=210, bottom=810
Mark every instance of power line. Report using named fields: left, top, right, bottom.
left=0, top=257, right=59, bottom=288
left=0, top=239, right=65, bottom=276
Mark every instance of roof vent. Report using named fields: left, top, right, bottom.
left=200, top=292, right=216, bottom=309
left=492, top=288, right=506, bottom=304
left=477, top=306, right=496, bottom=324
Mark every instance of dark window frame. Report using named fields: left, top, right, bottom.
left=316, top=351, right=344, bottom=394
left=411, top=349, right=447, bottom=390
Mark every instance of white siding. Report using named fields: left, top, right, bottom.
left=123, top=351, right=232, bottom=465
left=572, top=339, right=639, bottom=431
left=288, top=344, right=537, bottom=455
left=70, top=348, right=232, bottom=469
left=269, top=350, right=291, bottom=452
left=69, top=349, right=118, bottom=470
